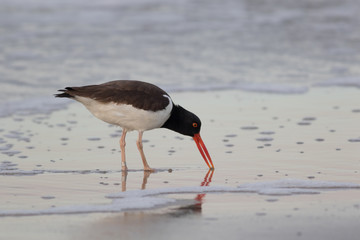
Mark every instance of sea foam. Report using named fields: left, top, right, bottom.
left=0, top=179, right=358, bottom=217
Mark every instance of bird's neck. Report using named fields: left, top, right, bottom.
left=161, top=105, right=188, bottom=135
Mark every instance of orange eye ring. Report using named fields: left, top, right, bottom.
left=192, top=123, right=198, bottom=128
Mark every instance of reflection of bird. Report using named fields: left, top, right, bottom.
left=195, top=169, right=214, bottom=204
left=55, top=80, right=214, bottom=171
left=171, top=169, right=214, bottom=216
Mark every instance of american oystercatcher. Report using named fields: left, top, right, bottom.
left=55, top=80, right=214, bottom=171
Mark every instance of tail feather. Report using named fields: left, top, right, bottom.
left=54, top=89, right=74, bottom=98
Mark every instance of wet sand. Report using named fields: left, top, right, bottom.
left=1, top=88, right=360, bottom=239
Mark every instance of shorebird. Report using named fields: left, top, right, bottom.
left=55, top=80, right=214, bottom=171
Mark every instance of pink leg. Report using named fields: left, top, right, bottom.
left=136, top=131, right=153, bottom=171
left=119, top=128, right=128, bottom=171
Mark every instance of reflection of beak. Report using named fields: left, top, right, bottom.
left=195, top=169, right=214, bottom=203
left=193, top=133, right=214, bottom=169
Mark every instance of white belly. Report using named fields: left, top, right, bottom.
left=75, top=95, right=173, bottom=131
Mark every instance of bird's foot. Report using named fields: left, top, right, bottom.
left=121, top=165, right=128, bottom=172
left=144, top=167, right=155, bottom=172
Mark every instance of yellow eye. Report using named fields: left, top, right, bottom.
left=192, top=123, right=198, bottom=128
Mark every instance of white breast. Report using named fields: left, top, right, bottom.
left=75, top=95, right=173, bottom=131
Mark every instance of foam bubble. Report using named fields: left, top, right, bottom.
left=2, top=151, right=21, bottom=157
left=302, top=117, right=316, bottom=121
left=224, top=134, right=237, bottom=138
left=87, top=137, right=101, bottom=141
left=0, top=161, right=18, bottom=171
left=41, top=196, right=56, bottom=200
left=0, top=144, right=13, bottom=151
left=259, top=131, right=275, bottom=135
left=297, top=122, right=311, bottom=126
left=256, top=138, right=274, bottom=142
left=241, top=126, right=259, bottom=130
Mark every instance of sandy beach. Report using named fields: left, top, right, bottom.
left=1, top=87, right=360, bottom=240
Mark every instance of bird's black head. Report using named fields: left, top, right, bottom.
left=161, top=105, right=201, bottom=137
left=162, top=104, right=214, bottom=170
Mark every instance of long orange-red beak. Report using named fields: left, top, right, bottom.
left=193, top=133, right=214, bottom=169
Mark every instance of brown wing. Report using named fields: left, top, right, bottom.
left=56, top=80, right=171, bottom=111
